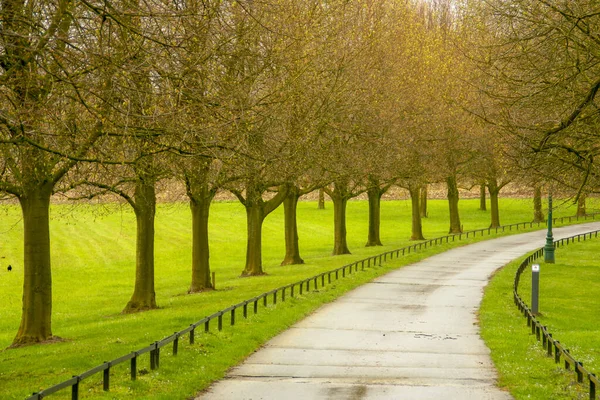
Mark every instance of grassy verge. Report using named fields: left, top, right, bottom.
left=480, top=231, right=600, bottom=399
left=0, top=197, right=594, bottom=399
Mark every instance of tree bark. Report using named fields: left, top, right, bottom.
left=488, top=179, right=501, bottom=228
left=12, top=183, right=54, bottom=346
left=533, top=186, right=545, bottom=223
left=281, top=186, right=304, bottom=265
left=318, top=187, right=325, bottom=209
left=577, top=194, right=586, bottom=217
left=240, top=185, right=288, bottom=276
left=419, top=184, right=428, bottom=218
left=479, top=182, right=487, bottom=211
left=242, top=201, right=266, bottom=276
left=409, top=185, right=425, bottom=240
left=186, top=159, right=217, bottom=293
left=365, top=185, right=383, bottom=246
left=446, top=175, right=462, bottom=233
left=332, top=194, right=351, bottom=255
left=123, top=180, right=158, bottom=313
left=189, top=192, right=214, bottom=292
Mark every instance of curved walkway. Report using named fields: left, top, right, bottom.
left=196, top=222, right=600, bottom=400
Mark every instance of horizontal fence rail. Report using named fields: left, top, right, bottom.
left=513, top=230, right=600, bottom=400
left=27, top=212, right=600, bottom=399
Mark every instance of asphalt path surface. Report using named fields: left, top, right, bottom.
left=196, top=222, right=600, bottom=400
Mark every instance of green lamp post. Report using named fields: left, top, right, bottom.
left=544, top=192, right=555, bottom=263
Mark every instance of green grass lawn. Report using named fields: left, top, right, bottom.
left=480, top=228, right=600, bottom=399
left=0, top=197, right=593, bottom=399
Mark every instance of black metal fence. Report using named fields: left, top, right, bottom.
left=27, top=212, right=600, bottom=399
left=513, top=230, right=600, bottom=400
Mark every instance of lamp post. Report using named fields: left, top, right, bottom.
left=544, top=192, right=555, bottom=263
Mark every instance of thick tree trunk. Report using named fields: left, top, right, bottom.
left=365, top=185, right=383, bottom=246
left=242, top=201, right=266, bottom=276
left=13, top=184, right=54, bottom=346
left=281, top=186, right=304, bottom=265
left=577, top=194, right=586, bottom=217
left=123, top=181, right=158, bottom=313
left=238, top=184, right=287, bottom=276
left=332, top=195, right=350, bottom=255
left=318, top=188, right=325, bottom=209
left=446, top=175, right=462, bottom=233
left=533, top=186, right=545, bottom=222
left=488, top=179, right=501, bottom=228
left=419, top=185, right=428, bottom=218
left=409, top=185, right=425, bottom=240
left=189, top=193, right=214, bottom=292
left=479, top=182, right=487, bottom=211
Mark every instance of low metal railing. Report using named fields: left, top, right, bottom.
left=27, top=212, right=600, bottom=399
left=513, top=230, right=600, bottom=400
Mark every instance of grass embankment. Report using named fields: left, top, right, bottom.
left=481, top=229, right=600, bottom=399
left=0, top=198, right=592, bottom=399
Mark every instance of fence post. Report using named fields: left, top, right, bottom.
left=150, top=346, right=157, bottom=370
left=72, top=376, right=79, bottom=400
left=590, top=374, right=596, bottom=400
left=190, top=325, right=195, bottom=344
left=103, top=362, right=110, bottom=391
left=577, top=362, right=584, bottom=383
left=131, top=353, right=137, bottom=380
left=173, top=333, right=179, bottom=355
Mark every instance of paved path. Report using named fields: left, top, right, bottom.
left=196, top=222, right=600, bottom=400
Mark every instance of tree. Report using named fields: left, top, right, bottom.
left=0, top=0, right=112, bottom=345
left=468, top=1, right=600, bottom=196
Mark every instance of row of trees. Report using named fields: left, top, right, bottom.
left=1, top=0, right=594, bottom=346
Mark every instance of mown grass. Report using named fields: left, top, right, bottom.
left=0, top=197, right=593, bottom=399
left=480, top=227, right=600, bottom=399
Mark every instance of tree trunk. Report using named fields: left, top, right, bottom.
left=419, top=184, right=428, bottom=218
left=189, top=193, right=214, bottom=293
left=318, top=187, right=325, bottom=209
left=409, top=185, right=425, bottom=240
left=281, top=186, right=304, bottom=265
left=332, top=195, right=350, bottom=255
left=533, top=186, right=545, bottom=222
left=242, top=201, right=266, bottom=276
left=325, top=181, right=353, bottom=255
left=577, top=194, right=586, bottom=217
left=488, top=179, right=501, bottom=228
left=13, top=184, right=54, bottom=346
left=479, top=182, right=487, bottom=211
left=446, top=175, right=462, bottom=233
left=365, top=185, right=383, bottom=246
left=123, top=180, right=158, bottom=313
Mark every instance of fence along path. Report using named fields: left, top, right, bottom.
left=514, top=231, right=600, bottom=399
left=27, top=215, right=600, bottom=399
left=197, top=222, right=600, bottom=400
